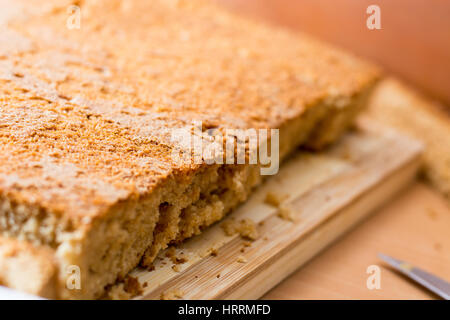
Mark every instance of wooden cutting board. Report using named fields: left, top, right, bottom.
left=132, top=121, right=422, bottom=300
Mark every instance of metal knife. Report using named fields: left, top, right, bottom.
left=378, top=253, right=450, bottom=300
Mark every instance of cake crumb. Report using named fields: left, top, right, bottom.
left=199, top=247, right=218, bottom=258
left=172, top=264, right=181, bottom=272
left=265, top=191, right=288, bottom=207
left=238, top=219, right=258, bottom=240
left=165, top=245, right=188, bottom=264
left=160, top=289, right=184, bottom=300
left=221, top=218, right=258, bottom=240
left=237, top=256, right=247, bottom=263
left=221, top=218, right=237, bottom=236
left=176, top=257, right=187, bottom=264
left=277, top=205, right=295, bottom=222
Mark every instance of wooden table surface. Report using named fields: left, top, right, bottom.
left=263, top=182, right=450, bottom=299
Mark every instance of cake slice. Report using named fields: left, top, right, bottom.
left=0, top=0, right=379, bottom=299
left=366, top=78, right=450, bottom=199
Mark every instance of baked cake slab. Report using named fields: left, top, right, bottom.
left=0, top=0, right=379, bottom=299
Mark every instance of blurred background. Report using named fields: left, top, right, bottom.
left=218, top=0, right=450, bottom=109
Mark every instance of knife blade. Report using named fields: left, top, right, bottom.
left=378, top=253, right=450, bottom=300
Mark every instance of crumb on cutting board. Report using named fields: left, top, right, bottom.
left=165, top=245, right=188, bottom=264
left=264, top=191, right=289, bottom=207
left=265, top=191, right=295, bottom=221
left=172, top=264, right=181, bottom=272
left=237, top=256, right=247, bottom=263
left=277, top=205, right=295, bottom=222
left=221, top=218, right=258, bottom=240
left=199, top=247, right=218, bottom=258
left=160, top=289, right=184, bottom=300
left=221, top=218, right=237, bottom=236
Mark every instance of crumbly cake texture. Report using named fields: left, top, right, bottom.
left=366, top=79, right=450, bottom=199
left=0, top=237, right=58, bottom=298
left=0, top=0, right=379, bottom=299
